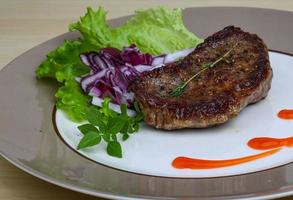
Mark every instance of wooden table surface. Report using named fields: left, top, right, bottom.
left=1, top=0, right=293, bottom=199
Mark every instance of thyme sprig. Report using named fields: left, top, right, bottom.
left=170, top=43, right=238, bottom=97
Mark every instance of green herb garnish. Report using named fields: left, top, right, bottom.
left=76, top=98, right=143, bottom=158
left=170, top=43, right=238, bottom=97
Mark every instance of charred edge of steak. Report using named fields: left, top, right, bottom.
left=129, top=26, right=272, bottom=129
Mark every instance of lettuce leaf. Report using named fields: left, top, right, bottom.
left=36, top=6, right=203, bottom=122
left=36, top=40, right=92, bottom=82
left=55, top=80, right=91, bottom=121
left=113, top=7, right=203, bottom=55
left=69, top=7, right=115, bottom=50
left=69, top=7, right=203, bottom=55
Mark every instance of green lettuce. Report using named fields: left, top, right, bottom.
left=36, top=40, right=92, bottom=82
left=113, top=7, right=203, bottom=54
left=69, top=7, right=203, bottom=54
left=36, top=6, right=203, bottom=122
left=55, top=80, right=91, bottom=122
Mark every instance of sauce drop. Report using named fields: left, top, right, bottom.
left=278, top=109, right=293, bottom=119
left=248, top=137, right=293, bottom=150
left=172, top=148, right=280, bottom=169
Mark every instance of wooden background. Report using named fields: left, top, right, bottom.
left=1, top=1, right=293, bottom=199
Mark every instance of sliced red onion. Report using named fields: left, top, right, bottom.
left=153, top=63, right=165, bottom=69
left=120, top=64, right=140, bottom=81
left=79, top=44, right=195, bottom=108
left=88, top=87, right=101, bottom=97
left=134, top=64, right=153, bottom=73
left=80, top=69, right=108, bottom=92
left=94, top=81, right=124, bottom=105
left=113, top=70, right=128, bottom=92
left=123, top=92, right=134, bottom=103
left=100, top=48, right=122, bottom=63
left=100, top=56, right=115, bottom=69
left=92, top=54, right=108, bottom=70
left=121, top=45, right=152, bottom=66
left=164, top=48, right=194, bottom=64
left=80, top=54, right=91, bottom=66
left=151, top=56, right=165, bottom=66
left=80, top=52, right=108, bottom=73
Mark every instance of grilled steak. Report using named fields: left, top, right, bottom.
left=130, top=26, right=272, bottom=130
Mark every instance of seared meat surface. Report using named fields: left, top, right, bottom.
left=130, top=26, right=272, bottom=130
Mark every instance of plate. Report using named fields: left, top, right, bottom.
left=1, top=7, right=293, bottom=200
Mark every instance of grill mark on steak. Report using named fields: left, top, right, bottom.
left=130, top=26, right=273, bottom=130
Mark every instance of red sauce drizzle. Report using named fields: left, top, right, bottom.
left=172, top=109, right=293, bottom=170
left=278, top=109, right=293, bottom=119
left=248, top=137, right=293, bottom=150
left=172, top=148, right=280, bottom=169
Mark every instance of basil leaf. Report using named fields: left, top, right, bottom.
left=111, top=134, right=117, bottom=141
left=77, top=131, right=101, bottom=149
left=122, top=133, right=129, bottom=141
left=86, top=107, right=100, bottom=125
left=107, top=116, right=127, bottom=134
left=102, top=134, right=110, bottom=142
left=101, top=98, right=117, bottom=117
left=78, top=124, right=99, bottom=135
left=120, top=121, right=129, bottom=134
left=86, top=107, right=106, bottom=132
left=107, top=141, right=122, bottom=158
left=120, top=104, right=127, bottom=115
left=128, top=120, right=140, bottom=133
